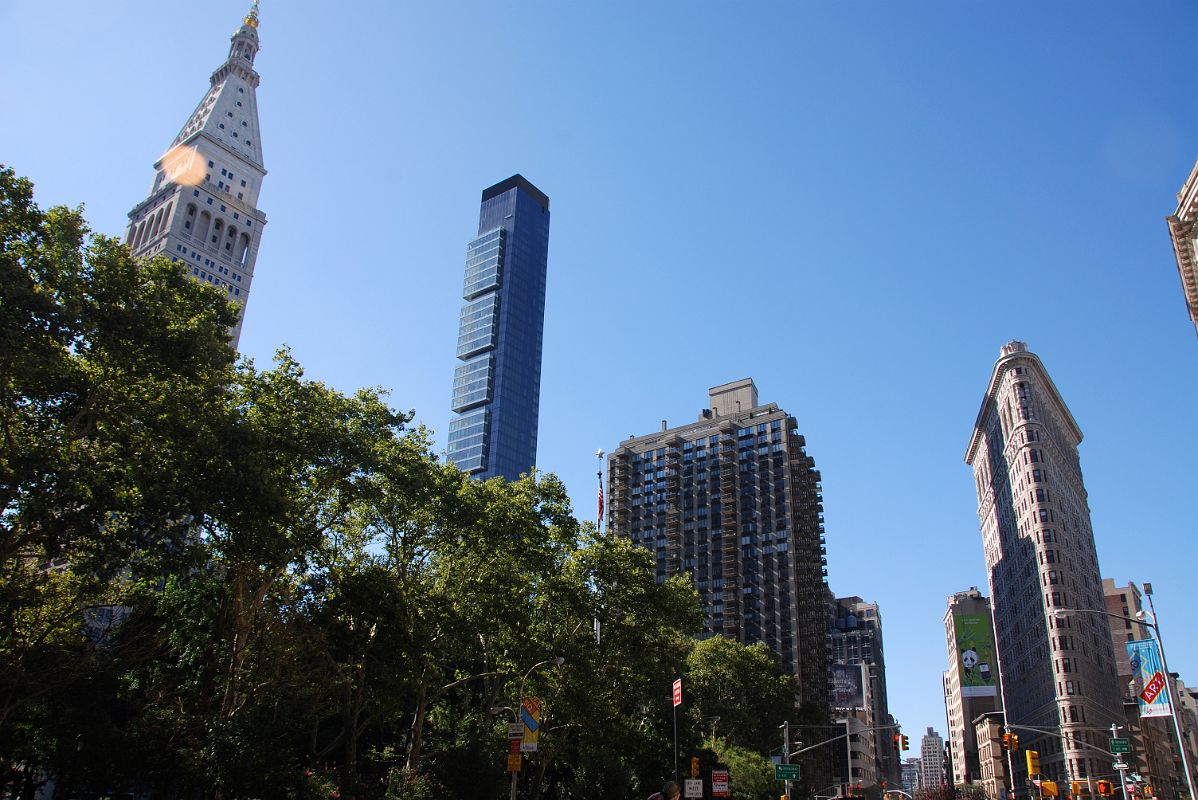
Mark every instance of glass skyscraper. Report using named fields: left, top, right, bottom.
left=447, top=175, right=550, bottom=481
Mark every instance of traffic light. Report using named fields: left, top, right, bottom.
left=1002, top=733, right=1011, bottom=752
left=1010, top=734, right=1020, bottom=752
left=901, top=735, right=909, bottom=751
left=1025, top=749, right=1041, bottom=776
left=691, top=757, right=699, bottom=779
left=1145, top=786, right=1154, bottom=797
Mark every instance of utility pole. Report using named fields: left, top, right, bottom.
left=782, top=721, right=792, bottom=800
left=1112, top=723, right=1130, bottom=800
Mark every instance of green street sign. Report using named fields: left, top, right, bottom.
left=1109, top=738, right=1131, bottom=754
left=776, top=763, right=801, bottom=781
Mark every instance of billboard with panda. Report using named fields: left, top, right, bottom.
left=954, top=613, right=997, bottom=697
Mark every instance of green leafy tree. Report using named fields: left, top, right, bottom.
left=0, top=164, right=239, bottom=778
left=685, top=636, right=797, bottom=755
left=709, top=738, right=776, bottom=800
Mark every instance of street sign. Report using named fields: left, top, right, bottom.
left=1110, top=738, right=1131, bottom=754
left=508, top=723, right=524, bottom=739
left=684, top=779, right=703, bottom=798
left=506, top=753, right=522, bottom=772
left=711, top=769, right=730, bottom=798
left=775, top=763, right=801, bottom=781
left=1113, top=762, right=1129, bottom=772
left=673, top=678, right=683, bottom=707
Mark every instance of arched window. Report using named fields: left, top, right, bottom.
left=184, top=203, right=197, bottom=232
left=149, top=208, right=163, bottom=239
left=237, top=233, right=251, bottom=265
left=134, top=219, right=148, bottom=249
left=212, top=218, right=223, bottom=244
left=225, top=225, right=237, bottom=252
left=196, top=211, right=212, bottom=242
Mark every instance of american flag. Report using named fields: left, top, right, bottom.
left=597, top=476, right=604, bottom=524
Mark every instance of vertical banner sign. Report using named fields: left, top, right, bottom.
left=954, top=612, right=999, bottom=697
left=673, top=678, right=683, bottom=707
left=831, top=663, right=866, bottom=711
left=1127, top=640, right=1171, bottom=718
left=521, top=697, right=541, bottom=751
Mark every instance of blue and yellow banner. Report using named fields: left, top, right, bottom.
left=1127, top=639, right=1170, bottom=719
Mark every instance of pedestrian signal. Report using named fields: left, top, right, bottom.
left=1025, top=749, right=1041, bottom=776
left=1098, top=781, right=1114, bottom=797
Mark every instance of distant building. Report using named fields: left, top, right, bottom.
left=831, top=596, right=900, bottom=789
left=901, top=758, right=921, bottom=795
left=1104, top=579, right=1192, bottom=800
left=447, top=175, right=551, bottom=480
left=973, top=712, right=1008, bottom=800
left=919, top=728, right=945, bottom=789
left=125, top=1, right=267, bottom=349
left=965, top=341, right=1123, bottom=788
left=942, top=588, right=1002, bottom=786
left=1165, top=158, right=1198, bottom=339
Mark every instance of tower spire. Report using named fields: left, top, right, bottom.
left=123, top=0, right=270, bottom=349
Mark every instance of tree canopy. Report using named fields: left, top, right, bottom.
left=0, top=166, right=825, bottom=800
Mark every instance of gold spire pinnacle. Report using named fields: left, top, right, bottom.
left=244, top=0, right=260, bottom=29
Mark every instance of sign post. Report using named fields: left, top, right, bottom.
left=672, top=678, right=682, bottom=780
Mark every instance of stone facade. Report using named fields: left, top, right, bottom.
left=965, top=341, right=1123, bottom=789
left=943, top=588, right=1002, bottom=787
left=831, top=596, right=900, bottom=790
left=125, top=2, right=267, bottom=348
left=1166, top=158, right=1198, bottom=340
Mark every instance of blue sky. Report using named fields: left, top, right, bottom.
left=4, top=0, right=1197, bottom=755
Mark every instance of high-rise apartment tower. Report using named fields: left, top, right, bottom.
left=125, top=1, right=267, bottom=349
left=447, top=175, right=550, bottom=481
left=831, top=596, right=900, bottom=789
left=606, top=379, right=830, bottom=706
left=965, top=341, right=1122, bottom=787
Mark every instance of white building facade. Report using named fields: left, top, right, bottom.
left=920, top=728, right=945, bottom=789
left=125, top=1, right=267, bottom=348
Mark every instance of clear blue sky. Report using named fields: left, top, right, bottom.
left=4, top=0, right=1197, bottom=752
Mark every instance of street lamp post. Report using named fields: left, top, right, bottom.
left=1052, top=600, right=1197, bottom=800
left=491, top=656, right=565, bottom=800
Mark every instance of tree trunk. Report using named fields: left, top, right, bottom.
left=406, top=675, right=429, bottom=771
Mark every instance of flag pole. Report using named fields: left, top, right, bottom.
left=595, top=448, right=605, bottom=533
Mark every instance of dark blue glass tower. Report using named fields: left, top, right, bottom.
left=447, top=175, right=550, bottom=481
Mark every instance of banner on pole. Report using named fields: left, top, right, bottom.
left=1127, top=639, right=1171, bottom=718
